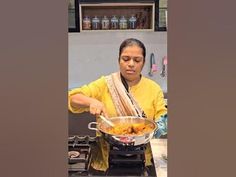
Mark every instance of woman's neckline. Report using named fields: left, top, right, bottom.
left=127, top=75, right=143, bottom=88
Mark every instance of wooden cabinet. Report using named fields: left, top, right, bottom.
left=68, top=0, right=167, bottom=32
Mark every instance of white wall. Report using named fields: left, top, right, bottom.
left=68, top=31, right=167, bottom=94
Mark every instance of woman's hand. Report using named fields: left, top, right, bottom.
left=70, top=94, right=108, bottom=117
left=89, top=98, right=108, bottom=117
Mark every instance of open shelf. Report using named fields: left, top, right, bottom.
left=79, top=3, right=155, bottom=32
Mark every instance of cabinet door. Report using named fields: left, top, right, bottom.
left=155, top=0, right=167, bottom=31
left=68, top=0, right=79, bottom=32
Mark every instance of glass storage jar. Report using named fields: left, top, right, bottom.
left=110, top=15, right=119, bottom=29
left=82, top=16, right=91, bottom=30
left=92, top=16, right=100, bottom=30
left=101, top=16, right=110, bottom=30
left=129, top=15, right=137, bottom=29
left=119, top=16, right=128, bottom=30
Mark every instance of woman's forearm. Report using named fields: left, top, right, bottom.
left=70, top=94, right=93, bottom=109
left=70, top=94, right=108, bottom=116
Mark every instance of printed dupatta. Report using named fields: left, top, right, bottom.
left=105, top=72, right=146, bottom=118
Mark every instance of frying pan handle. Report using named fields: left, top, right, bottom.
left=88, top=122, right=98, bottom=131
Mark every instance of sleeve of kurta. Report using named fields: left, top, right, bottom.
left=68, top=76, right=106, bottom=113
left=153, top=86, right=167, bottom=121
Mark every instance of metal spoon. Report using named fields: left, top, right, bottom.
left=99, top=115, right=115, bottom=127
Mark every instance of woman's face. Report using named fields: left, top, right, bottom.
left=119, top=45, right=145, bottom=82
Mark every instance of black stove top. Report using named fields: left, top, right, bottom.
left=68, top=135, right=157, bottom=177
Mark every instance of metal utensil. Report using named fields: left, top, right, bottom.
left=99, top=115, right=115, bottom=127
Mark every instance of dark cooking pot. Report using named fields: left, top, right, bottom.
left=88, top=116, right=157, bottom=146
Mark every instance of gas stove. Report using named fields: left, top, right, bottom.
left=68, top=135, right=157, bottom=177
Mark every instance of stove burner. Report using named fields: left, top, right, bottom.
left=108, top=144, right=146, bottom=167
left=68, top=136, right=157, bottom=176
left=68, top=135, right=96, bottom=172
left=68, top=151, right=80, bottom=158
left=68, top=135, right=97, bottom=145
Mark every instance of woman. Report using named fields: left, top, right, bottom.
left=68, top=38, right=167, bottom=171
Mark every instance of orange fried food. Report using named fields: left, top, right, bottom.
left=132, top=123, right=146, bottom=134
left=107, top=123, right=153, bottom=135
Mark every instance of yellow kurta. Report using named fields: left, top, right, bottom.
left=68, top=75, right=167, bottom=171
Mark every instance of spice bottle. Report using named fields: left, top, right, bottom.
left=119, top=16, right=128, bottom=30
left=92, top=16, right=100, bottom=30
left=82, top=16, right=91, bottom=30
left=110, top=15, right=119, bottom=29
left=101, top=16, right=110, bottom=30
left=129, top=15, right=137, bottom=29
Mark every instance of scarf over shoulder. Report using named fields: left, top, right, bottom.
left=105, top=72, right=146, bottom=117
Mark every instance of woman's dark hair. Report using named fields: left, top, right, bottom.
left=119, top=38, right=146, bottom=62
